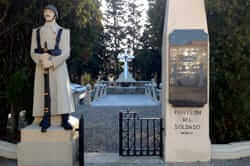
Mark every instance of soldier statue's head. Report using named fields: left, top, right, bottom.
left=43, top=4, right=58, bottom=22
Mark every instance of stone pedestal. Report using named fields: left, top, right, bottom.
left=164, top=106, right=211, bottom=162
left=17, top=125, right=78, bottom=166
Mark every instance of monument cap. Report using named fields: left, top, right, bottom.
left=44, top=4, right=59, bottom=18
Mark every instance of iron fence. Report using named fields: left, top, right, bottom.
left=119, top=111, right=163, bottom=156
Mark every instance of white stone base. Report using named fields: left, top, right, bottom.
left=164, top=106, right=211, bottom=162
left=17, top=125, right=78, bottom=166
left=0, top=141, right=17, bottom=159
left=212, top=141, right=250, bottom=159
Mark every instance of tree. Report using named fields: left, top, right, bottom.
left=103, top=0, right=128, bottom=77
left=141, top=0, right=166, bottom=51
left=133, top=0, right=166, bottom=83
left=125, top=0, right=143, bottom=50
left=132, top=49, right=161, bottom=81
left=205, top=0, right=250, bottom=143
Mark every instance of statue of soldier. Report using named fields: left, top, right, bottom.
left=30, top=5, right=75, bottom=132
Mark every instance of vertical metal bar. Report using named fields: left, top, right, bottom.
left=119, top=112, right=123, bottom=156
left=118, top=112, right=162, bottom=157
left=160, top=119, right=163, bottom=157
left=79, top=115, right=84, bottom=166
left=153, top=119, right=156, bottom=155
left=127, top=118, right=130, bottom=155
left=83, top=117, right=85, bottom=166
left=140, top=119, right=143, bottom=156
left=147, top=119, right=149, bottom=155
left=133, top=113, right=136, bottom=155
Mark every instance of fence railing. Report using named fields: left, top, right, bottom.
left=119, top=111, right=163, bottom=156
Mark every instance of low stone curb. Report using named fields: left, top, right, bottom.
left=0, top=141, right=17, bottom=160
left=212, top=141, right=250, bottom=159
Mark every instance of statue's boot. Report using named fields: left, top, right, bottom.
left=39, top=114, right=51, bottom=132
left=61, top=114, right=73, bottom=130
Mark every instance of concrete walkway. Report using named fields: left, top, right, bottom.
left=1, top=153, right=250, bottom=166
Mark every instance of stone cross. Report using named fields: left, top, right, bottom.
left=118, top=48, right=135, bottom=80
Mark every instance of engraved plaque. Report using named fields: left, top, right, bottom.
left=169, top=30, right=208, bottom=107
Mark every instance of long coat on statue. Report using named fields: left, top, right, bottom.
left=30, top=22, right=75, bottom=116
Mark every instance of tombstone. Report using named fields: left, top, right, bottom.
left=94, top=83, right=100, bottom=101
left=103, top=84, right=107, bottom=96
left=145, top=84, right=150, bottom=96
left=6, top=113, right=15, bottom=139
left=18, top=110, right=28, bottom=131
left=151, top=79, right=157, bottom=101
left=85, top=83, right=92, bottom=104
left=162, top=0, right=211, bottom=163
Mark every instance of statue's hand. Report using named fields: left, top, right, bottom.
left=42, top=60, right=53, bottom=69
left=39, top=53, right=51, bottom=63
left=39, top=53, right=52, bottom=68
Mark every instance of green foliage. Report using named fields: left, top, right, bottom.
left=125, top=0, right=143, bottom=50
left=103, top=0, right=128, bottom=77
left=81, top=73, right=92, bottom=85
left=206, top=0, right=250, bottom=143
left=5, top=70, right=29, bottom=106
left=136, top=0, right=166, bottom=83
left=142, top=0, right=166, bottom=51
left=133, top=49, right=161, bottom=82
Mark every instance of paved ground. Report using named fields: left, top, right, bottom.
left=91, top=95, right=159, bottom=107
left=1, top=153, right=250, bottom=166
left=0, top=157, right=16, bottom=166
left=85, top=153, right=250, bottom=166
left=73, top=104, right=161, bottom=152
left=1, top=97, right=250, bottom=166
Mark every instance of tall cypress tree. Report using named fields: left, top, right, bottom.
left=103, top=0, right=127, bottom=77
left=125, top=0, right=143, bottom=50
left=141, top=0, right=166, bottom=51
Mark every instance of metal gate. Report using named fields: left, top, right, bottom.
left=77, top=115, right=84, bottom=166
left=119, top=111, right=163, bottom=156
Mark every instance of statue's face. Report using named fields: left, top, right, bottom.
left=43, top=9, right=56, bottom=22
